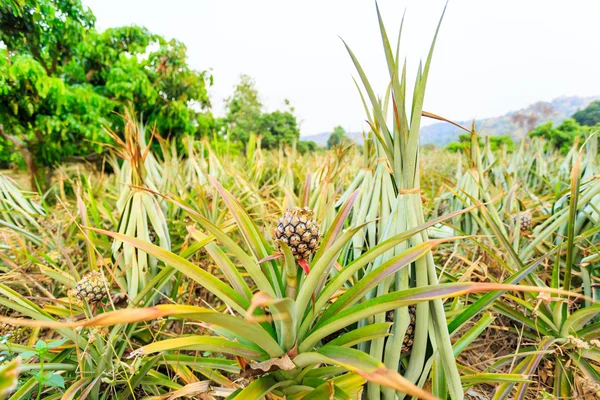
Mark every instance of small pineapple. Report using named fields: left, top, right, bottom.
left=386, top=305, right=416, bottom=352
left=273, top=207, right=321, bottom=260
left=42, top=250, right=61, bottom=267
left=148, top=225, right=158, bottom=244
left=0, top=322, right=29, bottom=345
left=75, top=271, right=109, bottom=304
left=436, top=200, right=449, bottom=217
left=512, top=213, right=532, bottom=232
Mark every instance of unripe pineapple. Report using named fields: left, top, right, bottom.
left=148, top=225, right=158, bottom=245
left=512, top=213, right=532, bottom=232
left=387, top=305, right=416, bottom=352
left=0, top=322, right=29, bottom=345
left=75, top=271, right=109, bottom=304
left=274, top=207, right=321, bottom=260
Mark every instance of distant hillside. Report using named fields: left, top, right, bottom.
left=303, top=96, right=599, bottom=148
left=302, top=131, right=364, bottom=147
left=419, top=95, right=600, bottom=146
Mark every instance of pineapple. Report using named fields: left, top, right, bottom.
left=0, top=322, right=29, bottom=345
left=273, top=207, right=321, bottom=260
left=148, top=225, right=158, bottom=245
left=512, top=213, right=532, bottom=232
left=387, top=305, right=416, bottom=352
left=43, top=250, right=62, bottom=267
left=75, top=271, right=109, bottom=304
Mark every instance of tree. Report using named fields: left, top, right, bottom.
left=259, top=110, right=300, bottom=149
left=66, top=26, right=212, bottom=138
left=0, top=0, right=212, bottom=188
left=297, top=140, right=318, bottom=154
left=0, top=0, right=95, bottom=75
left=224, top=75, right=262, bottom=145
left=445, top=133, right=513, bottom=153
left=223, top=76, right=302, bottom=150
left=0, top=0, right=109, bottom=187
left=573, top=100, right=600, bottom=127
left=529, top=118, right=589, bottom=154
left=489, top=135, right=514, bottom=151
left=327, top=125, right=347, bottom=148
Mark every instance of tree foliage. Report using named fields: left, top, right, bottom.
left=528, top=118, right=590, bottom=154
left=573, top=100, right=600, bottom=127
left=297, top=140, right=318, bottom=154
left=327, top=125, right=347, bottom=148
left=0, top=0, right=95, bottom=75
left=224, top=75, right=302, bottom=150
left=0, top=0, right=212, bottom=187
left=446, top=133, right=513, bottom=153
left=259, top=110, right=300, bottom=149
left=224, top=74, right=263, bottom=145
left=0, top=52, right=112, bottom=184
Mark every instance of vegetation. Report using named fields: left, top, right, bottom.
left=446, top=133, right=514, bottom=153
left=573, top=100, right=600, bottom=127
left=0, top=0, right=214, bottom=188
left=327, top=126, right=348, bottom=148
left=0, top=1, right=599, bottom=400
left=528, top=118, right=592, bottom=153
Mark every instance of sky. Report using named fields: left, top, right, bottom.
left=83, top=0, right=600, bottom=138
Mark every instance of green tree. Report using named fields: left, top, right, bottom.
left=223, top=76, right=302, bottom=150
left=66, top=26, right=212, bottom=138
left=224, top=74, right=262, bottom=145
left=445, top=133, right=471, bottom=152
left=489, top=135, right=514, bottom=151
left=0, top=0, right=95, bottom=75
left=259, top=110, right=300, bottom=149
left=529, top=118, right=589, bottom=153
left=0, top=0, right=212, bottom=187
left=327, top=125, right=347, bottom=148
left=0, top=0, right=110, bottom=187
left=297, top=140, right=318, bottom=154
left=573, top=100, right=600, bottom=127
left=0, top=53, right=113, bottom=187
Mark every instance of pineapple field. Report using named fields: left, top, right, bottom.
left=1, top=1, right=600, bottom=400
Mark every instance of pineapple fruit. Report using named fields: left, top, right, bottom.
left=75, top=271, right=109, bottom=304
left=273, top=207, right=321, bottom=260
left=512, top=213, right=532, bottom=232
left=387, top=305, right=416, bottom=352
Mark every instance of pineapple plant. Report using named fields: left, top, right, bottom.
left=109, top=110, right=171, bottom=300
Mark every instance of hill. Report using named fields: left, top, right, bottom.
left=418, top=95, right=599, bottom=145
left=301, top=131, right=364, bottom=147
left=303, top=96, right=599, bottom=147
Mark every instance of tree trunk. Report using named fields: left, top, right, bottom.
left=0, top=124, right=45, bottom=191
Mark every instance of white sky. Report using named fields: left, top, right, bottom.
left=83, top=0, right=600, bottom=137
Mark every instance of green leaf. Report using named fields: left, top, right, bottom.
left=89, top=227, right=251, bottom=315
left=452, top=313, right=494, bottom=357
left=44, top=373, right=65, bottom=389
left=230, top=376, right=293, bottom=400
left=18, top=351, right=37, bottom=360
left=294, top=346, right=438, bottom=400
left=136, top=336, right=265, bottom=360
left=46, top=339, right=68, bottom=349
left=325, top=323, right=392, bottom=348
left=35, top=340, right=46, bottom=352
left=318, top=240, right=442, bottom=325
